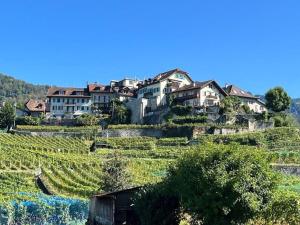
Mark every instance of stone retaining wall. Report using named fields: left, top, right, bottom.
left=273, top=164, right=300, bottom=176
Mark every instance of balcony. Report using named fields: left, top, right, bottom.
left=206, top=94, right=218, bottom=100
left=175, top=93, right=199, bottom=102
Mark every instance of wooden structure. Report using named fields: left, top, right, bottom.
left=87, top=187, right=141, bottom=225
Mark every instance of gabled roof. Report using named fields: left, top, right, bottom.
left=87, top=84, right=113, bottom=93
left=223, top=85, right=258, bottom=99
left=47, top=87, right=90, bottom=98
left=25, top=99, right=49, bottom=112
left=172, top=80, right=228, bottom=96
left=153, top=68, right=192, bottom=82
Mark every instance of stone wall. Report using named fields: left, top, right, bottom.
left=101, top=128, right=163, bottom=138
left=273, top=164, right=300, bottom=177
left=13, top=130, right=95, bottom=139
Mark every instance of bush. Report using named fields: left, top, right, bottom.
left=135, top=144, right=277, bottom=225
left=75, top=114, right=99, bottom=126
left=16, top=116, right=40, bottom=126
left=171, top=115, right=208, bottom=124
left=171, top=105, right=192, bottom=116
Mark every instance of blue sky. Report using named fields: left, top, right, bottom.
left=0, top=0, right=299, bottom=97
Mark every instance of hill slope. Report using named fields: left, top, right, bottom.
left=291, top=99, right=300, bottom=122
left=0, top=73, right=49, bottom=105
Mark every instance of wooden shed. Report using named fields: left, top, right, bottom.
left=87, top=187, right=141, bottom=225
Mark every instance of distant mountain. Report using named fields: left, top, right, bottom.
left=0, top=73, right=49, bottom=106
left=291, top=99, right=300, bottom=122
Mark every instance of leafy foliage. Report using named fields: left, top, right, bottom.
left=135, top=144, right=278, bottom=225
left=101, top=151, right=131, bottom=192
left=219, top=96, right=242, bottom=115
left=171, top=105, right=193, bottom=116
left=110, top=99, right=131, bottom=124
left=16, top=116, right=40, bottom=126
left=265, top=87, right=291, bottom=112
left=0, top=102, right=15, bottom=129
left=75, top=114, right=99, bottom=126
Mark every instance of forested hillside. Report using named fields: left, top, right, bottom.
left=0, top=73, right=49, bottom=105
left=291, top=99, right=300, bottom=122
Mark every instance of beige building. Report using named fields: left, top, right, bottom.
left=171, top=80, right=228, bottom=108
left=137, top=68, right=193, bottom=110
left=224, top=85, right=266, bottom=113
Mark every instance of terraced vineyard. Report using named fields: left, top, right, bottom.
left=1, top=127, right=300, bottom=224
left=0, top=134, right=182, bottom=201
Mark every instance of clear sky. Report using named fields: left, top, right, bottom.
left=0, top=0, right=300, bottom=97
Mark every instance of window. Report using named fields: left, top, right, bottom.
left=104, top=96, right=106, bottom=103
left=77, top=98, right=80, bottom=103
left=82, top=99, right=84, bottom=103
left=81, top=106, right=84, bottom=110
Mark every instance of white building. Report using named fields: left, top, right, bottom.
left=171, top=80, right=228, bottom=108
left=224, top=85, right=266, bottom=113
left=137, top=68, right=193, bottom=110
left=47, top=87, right=92, bottom=118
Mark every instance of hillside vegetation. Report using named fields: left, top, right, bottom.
left=0, top=73, right=49, bottom=105
left=291, top=98, right=300, bottom=122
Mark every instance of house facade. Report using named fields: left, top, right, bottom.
left=224, top=85, right=266, bottom=113
left=47, top=87, right=92, bottom=118
left=171, top=80, right=228, bottom=109
left=137, top=68, right=193, bottom=111
left=88, top=82, right=136, bottom=114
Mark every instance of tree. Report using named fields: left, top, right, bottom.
left=135, top=144, right=277, bottom=225
left=110, top=99, right=131, bottom=124
left=75, top=114, right=99, bottom=126
left=219, top=96, right=242, bottom=115
left=0, top=102, right=15, bottom=130
left=265, top=87, right=291, bottom=112
left=101, top=151, right=131, bottom=192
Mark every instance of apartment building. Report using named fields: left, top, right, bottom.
left=47, top=87, right=92, bottom=118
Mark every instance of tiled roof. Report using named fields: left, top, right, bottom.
left=153, top=68, right=191, bottom=81
left=88, top=84, right=113, bottom=93
left=47, top=87, right=90, bottom=97
left=172, top=80, right=228, bottom=96
left=25, top=99, right=49, bottom=112
left=224, top=85, right=258, bottom=99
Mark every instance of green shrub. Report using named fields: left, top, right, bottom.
left=171, top=105, right=192, bottom=116
left=16, top=116, right=40, bottom=126
left=171, top=115, right=208, bottom=124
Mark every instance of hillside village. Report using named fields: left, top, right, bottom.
left=19, top=68, right=267, bottom=126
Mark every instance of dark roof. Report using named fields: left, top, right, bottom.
left=172, top=80, right=228, bottom=96
left=47, top=87, right=90, bottom=98
left=92, top=186, right=141, bottom=199
left=25, top=99, right=49, bottom=112
left=88, top=84, right=136, bottom=97
left=224, top=85, right=258, bottom=99
left=88, top=84, right=114, bottom=93
left=140, top=68, right=193, bottom=88
left=153, top=68, right=192, bottom=82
